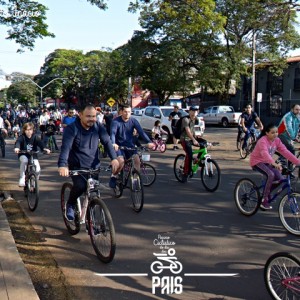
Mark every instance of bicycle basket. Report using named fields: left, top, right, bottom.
left=142, top=154, right=150, bottom=161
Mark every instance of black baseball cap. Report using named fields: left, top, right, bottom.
left=189, top=106, right=198, bottom=111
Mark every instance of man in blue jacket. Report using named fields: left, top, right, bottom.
left=110, top=105, right=154, bottom=187
left=58, top=103, right=119, bottom=221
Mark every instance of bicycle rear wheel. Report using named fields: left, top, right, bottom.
left=234, top=178, right=261, bottom=216
left=26, top=173, right=39, bottom=211
left=264, top=252, right=300, bottom=300
left=87, top=197, right=116, bottom=263
left=140, top=162, right=156, bottom=186
left=200, top=159, right=220, bottom=192
left=130, top=170, right=144, bottom=212
left=279, top=193, right=300, bottom=235
left=60, top=182, right=80, bottom=235
left=174, top=154, right=186, bottom=182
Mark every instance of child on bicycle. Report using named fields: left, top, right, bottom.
left=43, top=119, right=59, bottom=151
left=14, top=122, right=50, bottom=187
left=250, top=123, right=300, bottom=210
left=151, top=120, right=168, bottom=139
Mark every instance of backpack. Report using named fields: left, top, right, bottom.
left=173, top=116, right=190, bottom=139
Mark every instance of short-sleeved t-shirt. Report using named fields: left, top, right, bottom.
left=180, top=117, right=196, bottom=141
left=241, top=111, right=258, bottom=128
left=169, top=111, right=182, bottom=127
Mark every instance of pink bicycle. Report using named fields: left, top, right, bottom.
left=152, top=134, right=167, bottom=153
left=264, top=251, right=300, bottom=299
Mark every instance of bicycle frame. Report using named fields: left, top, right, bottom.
left=70, top=169, right=101, bottom=223
left=191, top=143, right=214, bottom=174
left=257, top=176, right=292, bottom=204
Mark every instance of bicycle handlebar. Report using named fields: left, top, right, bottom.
left=119, top=146, right=149, bottom=152
left=69, top=167, right=103, bottom=176
left=17, top=150, right=40, bottom=154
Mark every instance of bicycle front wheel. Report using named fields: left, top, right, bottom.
left=279, top=193, right=300, bottom=235
left=26, top=173, right=39, bottom=211
left=234, top=178, right=261, bottom=216
left=60, top=182, right=80, bottom=235
left=0, top=137, right=5, bottom=158
left=130, top=170, right=144, bottom=212
left=87, top=197, right=116, bottom=263
left=200, top=159, right=220, bottom=192
left=159, top=142, right=166, bottom=153
left=264, top=252, right=300, bottom=300
left=113, top=172, right=124, bottom=198
left=140, top=163, right=156, bottom=186
left=239, top=138, right=248, bottom=159
left=173, top=154, right=186, bottom=183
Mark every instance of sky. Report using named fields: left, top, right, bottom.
left=0, top=0, right=141, bottom=75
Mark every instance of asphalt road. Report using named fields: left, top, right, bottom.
left=2, top=127, right=299, bottom=300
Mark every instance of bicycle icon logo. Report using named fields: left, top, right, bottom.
left=150, top=248, right=183, bottom=275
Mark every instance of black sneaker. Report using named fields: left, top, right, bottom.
left=181, top=174, right=188, bottom=183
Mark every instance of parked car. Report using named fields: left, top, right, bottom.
left=200, top=105, right=242, bottom=127
left=131, top=106, right=205, bottom=143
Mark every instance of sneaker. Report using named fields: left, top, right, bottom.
left=181, top=174, right=188, bottom=183
left=260, top=200, right=272, bottom=210
left=66, top=204, right=76, bottom=221
left=18, top=178, right=25, bottom=187
left=109, top=176, right=117, bottom=188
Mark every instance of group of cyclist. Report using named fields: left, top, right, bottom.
left=238, top=103, right=300, bottom=210
left=57, top=103, right=155, bottom=221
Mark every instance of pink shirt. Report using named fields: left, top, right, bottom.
left=250, top=135, right=300, bottom=167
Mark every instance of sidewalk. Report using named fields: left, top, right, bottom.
left=0, top=197, right=39, bottom=300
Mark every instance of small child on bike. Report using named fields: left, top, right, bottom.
left=250, top=123, right=300, bottom=210
left=151, top=120, right=168, bottom=139
left=14, top=122, right=50, bottom=187
left=43, top=119, right=59, bottom=151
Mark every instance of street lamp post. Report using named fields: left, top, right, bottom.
left=13, top=75, right=67, bottom=107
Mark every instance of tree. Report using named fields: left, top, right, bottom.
left=7, top=80, right=37, bottom=105
left=0, top=0, right=108, bottom=51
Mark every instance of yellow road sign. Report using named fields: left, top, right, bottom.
left=107, top=97, right=116, bottom=107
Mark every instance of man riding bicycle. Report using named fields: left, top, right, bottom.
left=277, top=104, right=300, bottom=168
left=240, top=103, right=263, bottom=150
left=58, top=103, right=119, bottom=221
left=110, top=105, right=155, bottom=188
left=180, top=106, right=200, bottom=183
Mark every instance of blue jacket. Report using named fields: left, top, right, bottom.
left=58, top=118, right=117, bottom=169
left=278, top=111, right=300, bottom=140
left=110, top=116, right=151, bottom=147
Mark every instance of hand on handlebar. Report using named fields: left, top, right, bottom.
left=58, top=166, right=69, bottom=177
left=14, top=148, right=20, bottom=153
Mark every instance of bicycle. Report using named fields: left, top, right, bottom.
left=264, top=251, right=300, bottom=299
left=234, top=167, right=300, bottom=235
left=18, top=150, right=40, bottom=211
left=113, top=146, right=144, bottom=212
left=173, top=139, right=221, bottom=192
left=152, top=134, right=167, bottom=153
left=60, top=168, right=116, bottom=263
left=239, top=128, right=260, bottom=159
left=0, top=130, right=5, bottom=158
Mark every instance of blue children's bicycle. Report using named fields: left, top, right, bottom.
left=234, top=167, right=300, bottom=235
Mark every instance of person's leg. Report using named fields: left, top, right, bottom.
left=52, top=135, right=59, bottom=150
left=181, top=140, right=192, bottom=182
left=254, top=163, right=275, bottom=209
left=19, top=155, right=28, bottom=186
left=242, top=129, right=250, bottom=149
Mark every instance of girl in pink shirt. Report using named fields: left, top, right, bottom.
left=250, top=123, right=300, bottom=210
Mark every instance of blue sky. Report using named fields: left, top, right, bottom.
left=0, top=0, right=141, bottom=75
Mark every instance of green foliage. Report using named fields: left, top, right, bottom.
left=7, top=80, right=37, bottom=105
